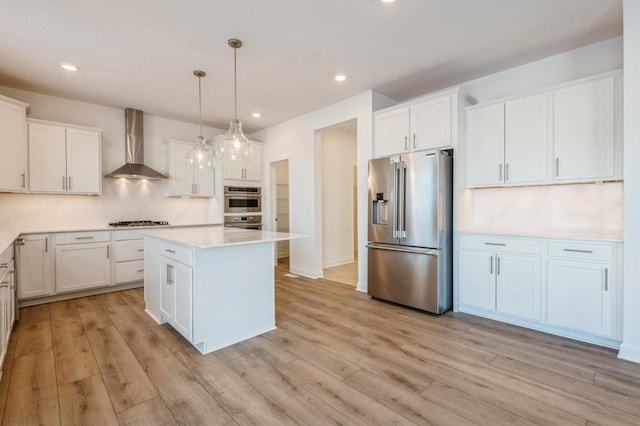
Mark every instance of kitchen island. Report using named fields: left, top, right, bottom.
left=143, top=227, right=302, bottom=354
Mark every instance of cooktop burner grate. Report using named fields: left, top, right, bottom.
left=108, top=220, right=169, bottom=227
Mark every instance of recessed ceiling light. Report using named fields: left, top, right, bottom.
left=61, top=63, right=78, bottom=71
left=382, top=0, right=396, bottom=3
left=335, top=74, right=347, bottom=82
left=252, top=112, right=261, bottom=118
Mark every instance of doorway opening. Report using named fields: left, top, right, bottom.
left=271, top=159, right=290, bottom=266
left=318, top=120, right=358, bottom=286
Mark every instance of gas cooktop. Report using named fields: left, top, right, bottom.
left=108, top=220, right=169, bottom=228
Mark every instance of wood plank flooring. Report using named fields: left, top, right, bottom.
left=1, top=263, right=640, bottom=425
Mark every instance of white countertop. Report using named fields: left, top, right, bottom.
left=457, top=230, right=624, bottom=243
left=143, top=227, right=305, bottom=249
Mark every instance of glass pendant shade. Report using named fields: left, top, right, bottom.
left=186, top=135, right=215, bottom=170
left=220, top=119, right=251, bottom=161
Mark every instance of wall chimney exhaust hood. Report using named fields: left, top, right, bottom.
left=105, top=108, right=168, bottom=179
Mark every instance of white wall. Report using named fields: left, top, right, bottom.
left=0, top=86, right=226, bottom=229
left=620, top=1, right=640, bottom=363
left=321, top=127, right=357, bottom=268
left=252, top=91, right=374, bottom=290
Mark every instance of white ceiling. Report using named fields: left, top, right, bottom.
left=0, top=0, right=622, bottom=133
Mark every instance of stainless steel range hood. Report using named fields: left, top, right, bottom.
left=105, top=108, right=168, bottom=179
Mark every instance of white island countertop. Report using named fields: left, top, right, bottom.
left=143, top=227, right=304, bottom=248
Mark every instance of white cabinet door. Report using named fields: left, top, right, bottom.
left=172, top=261, right=193, bottom=341
left=374, top=107, right=410, bottom=157
left=496, top=254, right=541, bottom=320
left=166, top=140, right=214, bottom=197
left=0, top=96, right=28, bottom=192
left=412, top=95, right=452, bottom=151
left=17, top=234, right=54, bottom=299
left=28, top=123, right=67, bottom=193
left=458, top=250, right=495, bottom=310
left=66, top=128, right=101, bottom=194
left=547, top=259, right=612, bottom=336
left=504, top=93, right=548, bottom=185
left=222, top=141, right=263, bottom=181
left=553, top=76, right=615, bottom=181
left=55, top=242, right=111, bottom=293
left=466, top=103, right=505, bottom=187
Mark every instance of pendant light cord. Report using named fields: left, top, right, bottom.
left=233, top=46, right=238, bottom=121
left=198, top=75, right=203, bottom=136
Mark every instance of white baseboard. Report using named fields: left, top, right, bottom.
left=323, top=257, right=354, bottom=269
left=619, top=342, right=640, bottom=364
left=289, top=267, right=323, bottom=279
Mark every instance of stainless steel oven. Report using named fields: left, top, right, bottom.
left=224, top=215, right=262, bottom=230
left=224, top=186, right=261, bottom=213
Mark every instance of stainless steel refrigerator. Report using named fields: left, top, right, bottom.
left=367, top=150, right=452, bottom=314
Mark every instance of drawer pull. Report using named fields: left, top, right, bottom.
left=75, top=236, right=94, bottom=240
left=165, top=249, right=176, bottom=254
left=563, top=248, right=593, bottom=254
left=137, top=269, right=144, bottom=273
left=484, top=242, right=506, bottom=246
left=137, top=249, right=145, bottom=252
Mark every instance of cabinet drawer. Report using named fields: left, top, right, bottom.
left=547, top=241, right=613, bottom=262
left=158, top=241, right=192, bottom=266
left=458, top=235, right=541, bottom=255
left=115, top=260, right=144, bottom=284
left=115, top=239, right=144, bottom=262
left=56, top=231, right=110, bottom=245
left=114, top=229, right=144, bottom=241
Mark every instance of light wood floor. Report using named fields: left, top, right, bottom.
left=1, top=266, right=640, bottom=425
left=323, top=260, right=358, bottom=287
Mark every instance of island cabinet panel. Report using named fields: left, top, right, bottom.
left=159, top=253, right=193, bottom=341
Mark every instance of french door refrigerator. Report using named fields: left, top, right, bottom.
left=367, top=150, right=452, bottom=314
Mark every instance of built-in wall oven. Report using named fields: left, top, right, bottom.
left=224, top=215, right=262, bottom=230
left=224, top=186, right=262, bottom=213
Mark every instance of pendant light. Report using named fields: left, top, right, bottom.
left=220, top=38, right=251, bottom=163
left=186, top=70, right=215, bottom=170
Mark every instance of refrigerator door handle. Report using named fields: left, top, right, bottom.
left=398, top=162, right=407, bottom=238
left=367, top=243, right=438, bottom=256
left=392, top=164, right=399, bottom=238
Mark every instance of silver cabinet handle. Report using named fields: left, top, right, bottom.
left=68, top=176, right=71, bottom=191
left=106, top=245, right=110, bottom=258
left=45, top=237, right=48, bottom=252
left=505, top=163, right=509, bottom=181
left=563, top=248, right=593, bottom=254
left=484, top=242, right=506, bottom=246
left=21, top=173, right=25, bottom=188
left=137, top=248, right=144, bottom=252
left=75, top=236, right=94, bottom=240
left=499, top=164, right=503, bottom=181
left=166, top=264, right=173, bottom=285
left=165, top=249, right=176, bottom=254
left=555, top=158, right=559, bottom=177
left=62, top=176, right=66, bottom=190
left=137, top=269, right=144, bottom=273
left=497, top=256, right=501, bottom=276
left=404, top=136, right=408, bottom=150
left=489, top=256, right=493, bottom=274
left=605, top=268, right=609, bottom=291
left=413, top=134, right=416, bottom=149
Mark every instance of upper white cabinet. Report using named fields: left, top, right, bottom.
left=553, top=75, right=617, bottom=182
left=374, top=87, right=473, bottom=157
left=221, top=139, right=263, bottom=181
left=28, top=119, right=102, bottom=194
left=0, top=95, right=28, bottom=192
left=467, top=93, right=548, bottom=187
left=466, top=71, right=621, bottom=188
left=165, top=139, right=214, bottom=197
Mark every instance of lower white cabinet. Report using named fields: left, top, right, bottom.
left=16, top=234, right=54, bottom=299
left=457, top=233, right=620, bottom=347
left=55, top=231, right=111, bottom=293
left=547, top=241, right=614, bottom=337
left=458, top=236, right=541, bottom=321
left=0, top=247, right=16, bottom=375
left=159, top=255, right=193, bottom=341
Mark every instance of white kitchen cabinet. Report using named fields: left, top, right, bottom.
left=157, top=241, right=193, bottom=341
left=0, top=95, right=28, bottom=192
left=467, top=92, right=548, bottom=187
left=165, top=139, right=214, bottom=197
left=221, top=140, right=263, bottom=181
left=0, top=245, right=16, bottom=373
left=553, top=74, right=617, bottom=182
left=458, top=235, right=542, bottom=321
left=113, top=230, right=145, bottom=284
left=28, top=119, right=102, bottom=194
left=16, top=234, right=55, bottom=300
left=547, top=241, right=615, bottom=337
left=55, top=231, right=111, bottom=293
left=374, top=88, right=472, bottom=158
